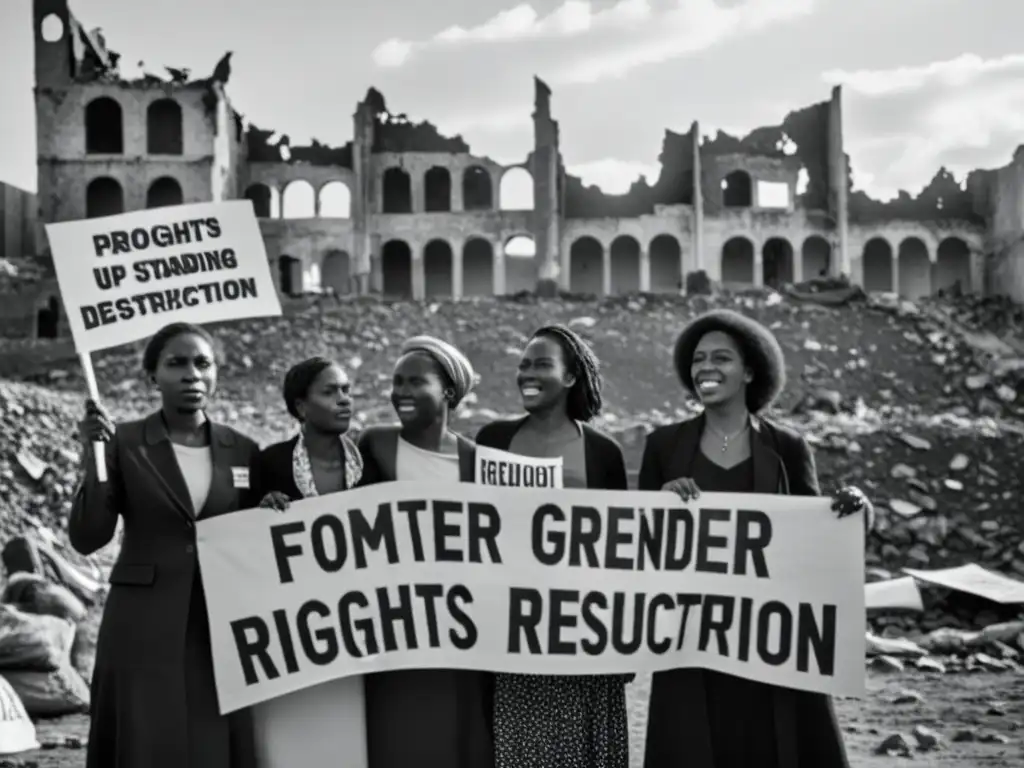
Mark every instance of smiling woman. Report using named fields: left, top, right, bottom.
left=476, top=323, right=631, bottom=768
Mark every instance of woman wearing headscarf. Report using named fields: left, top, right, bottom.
left=252, top=356, right=367, bottom=768
left=357, top=335, right=494, bottom=768
left=476, top=324, right=630, bottom=768
left=72, top=321, right=261, bottom=768
left=640, top=308, right=873, bottom=768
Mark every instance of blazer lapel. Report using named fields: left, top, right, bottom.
left=667, top=414, right=703, bottom=480
left=139, top=412, right=195, bottom=523
left=750, top=416, right=783, bottom=495
left=198, top=422, right=239, bottom=520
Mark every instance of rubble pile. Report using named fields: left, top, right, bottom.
left=0, top=291, right=1022, bottom=630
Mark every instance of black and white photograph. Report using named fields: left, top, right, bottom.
left=0, top=0, right=1022, bottom=766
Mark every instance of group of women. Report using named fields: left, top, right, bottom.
left=72, top=309, right=872, bottom=768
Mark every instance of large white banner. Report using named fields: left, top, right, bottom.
left=44, top=200, right=281, bottom=353
left=198, top=481, right=866, bottom=714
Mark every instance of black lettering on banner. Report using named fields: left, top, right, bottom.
left=646, top=593, right=674, bottom=654
left=447, top=584, right=477, bottom=649
left=230, top=615, right=278, bottom=685
left=415, top=583, right=444, bottom=647
left=132, top=249, right=240, bottom=283
left=580, top=592, right=608, bottom=655
left=664, top=509, right=694, bottom=570
left=338, top=591, right=376, bottom=657
left=569, top=506, right=600, bottom=567
left=698, top=594, right=734, bottom=656
left=93, top=264, right=127, bottom=290
left=675, top=592, right=702, bottom=650
left=79, top=278, right=260, bottom=331
left=311, top=514, right=347, bottom=571
left=734, top=509, right=772, bottom=577
left=396, top=500, right=427, bottom=561
left=297, top=599, right=339, bottom=666
left=507, top=587, right=543, bottom=654
left=548, top=589, right=577, bottom=655
left=468, top=502, right=502, bottom=564
left=756, top=600, right=791, bottom=666
left=696, top=509, right=730, bottom=574
left=433, top=500, right=462, bottom=562
left=376, top=585, right=417, bottom=652
left=272, top=607, right=300, bottom=674
left=532, top=504, right=563, bottom=565
left=351, top=505, right=399, bottom=568
left=798, top=603, right=836, bottom=675
left=270, top=520, right=306, bottom=584
left=604, top=506, right=633, bottom=570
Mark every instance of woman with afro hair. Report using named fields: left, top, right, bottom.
left=476, top=324, right=631, bottom=768
left=639, top=309, right=873, bottom=768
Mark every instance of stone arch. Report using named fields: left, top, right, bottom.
left=500, top=167, right=533, bottom=210
left=862, top=238, right=893, bottom=292
left=504, top=235, right=536, bottom=293
left=244, top=184, right=274, bottom=218
left=721, top=236, right=755, bottom=284
left=898, top=237, right=931, bottom=300
left=762, top=237, right=794, bottom=288
left=278, top=255, right=302, bottom=296
left=85, top=97, right=123, bottom=154
left=424, top=167, right=452, bottom=212
left=610, top=235, right=640, bottom=294
left=381, top=240, right=413, bottom=298
left=935, top=237, right=971, bottom=296
left=86, top=177, right=124, bottom=218
left=146, top=177, right=183, bottom=208
left=649, top=234, right=682, bottom=293
left=722, top=171, right=752, bottom=208
left=147, top=98, right=183, bottom=155
left=801, top=236, right=831, bottom=279
left=282, top=180, right=315, bottom=219
left=382, top=168, right=412, bottom=213
left=36, top=295, right=60, bottom=339
left=462, top=166, right=493, bottom=210
left=463, top=238, right=494, bottom=296
left=321, top=250, right=351, bottom=295
left=569, top=236, right=603, bottom=295
left=318, top=182, right=351, bottom=218
left=423, top=240, right=454, bottom=297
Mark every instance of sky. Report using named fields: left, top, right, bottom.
left=0, top=0, right=1020, bottom=201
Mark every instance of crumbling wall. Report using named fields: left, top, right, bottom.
left=245, top=125, right=354, bottom=168
left=850, top=167, right=985, bottom=226
left=365, top=88, right=471, bottom=154
left=564, top=99, right=833, bottom=220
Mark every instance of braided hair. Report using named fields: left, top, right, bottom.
left=531, top=324, right=603, bottom=422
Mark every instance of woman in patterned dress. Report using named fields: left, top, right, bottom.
left=254, top=357, right=368, bottom=767
left=476, top=324, right=631, bottom=768
left=640, top=309, right=874, bottom=768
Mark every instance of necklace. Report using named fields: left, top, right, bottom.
left=707, top=422, right=749, bottom=453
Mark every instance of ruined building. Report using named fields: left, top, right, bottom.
left=16, top=0, right=1024, bottom=340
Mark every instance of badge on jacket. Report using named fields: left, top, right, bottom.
left=231, top=467, right=250, bottom=489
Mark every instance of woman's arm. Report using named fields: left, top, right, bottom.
left=68, top=432, right=124, bottom=555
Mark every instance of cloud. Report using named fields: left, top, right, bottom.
left=823, top=53, right=1024, bottom=200
left=372, top=0, right=815, bottom=83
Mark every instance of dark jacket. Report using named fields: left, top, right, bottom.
left=69, top=411, right=261, bottom=768
left=354, top=424, right=493, bottom=768
left=474, top=416, right=629, bottom=491
left=640, top=412, right=851, bottom=768
left=254, top=435, right=353, bottom=502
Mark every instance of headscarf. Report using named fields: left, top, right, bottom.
left=399, top=335, right=476, bottom=408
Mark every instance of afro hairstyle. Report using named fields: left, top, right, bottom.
left=672, top=309, right=786, bottom=414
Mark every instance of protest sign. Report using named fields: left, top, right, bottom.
left=198, top=481, right=866, bottom=714
left=475, top=444, right=563, bottom=488
left=44, top=200, right=281, bottom=480
left=45, top=200, right=281, bottom=354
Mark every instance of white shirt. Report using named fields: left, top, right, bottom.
left=395, top=437, right=460, bottom=482
left=171, top=444, right=213, bottom=516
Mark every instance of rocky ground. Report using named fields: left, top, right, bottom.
left=2, top=289, right=1024, bottom=767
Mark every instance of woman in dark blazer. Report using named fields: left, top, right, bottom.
left=356, top=335, right=493, bottom=768
left=476, top=324, right=631, bottom=768
left=71, top=321, right=261, bottom=768
left=640, top=309, right=874, bottom=768
left=253, top=356, right=367, bottom=768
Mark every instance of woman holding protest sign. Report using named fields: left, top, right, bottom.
left=476, top=324, right=631, bottom=768
left=640, top=308, right=873, bottom=768
left=253, top=356, right=368, bottom=767
left=70, top=321, right=261, bottom=768
left=356, top=335, right=494, bottom=768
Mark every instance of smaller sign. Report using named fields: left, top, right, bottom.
left=475, top=444, right=563, bottom=489
left=45, top=200, right=281, bottom=353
